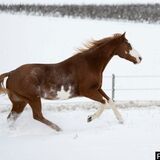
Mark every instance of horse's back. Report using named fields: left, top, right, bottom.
left=8, top=63, right=48, bottom=82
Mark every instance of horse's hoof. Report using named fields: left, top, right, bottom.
left=118, top=119, right=124, bottom=124
left=56, top=127, right=62, bottom=132
left=51, top=125, right=62, bottom=132
left=87, top=116, right=92, bottom=122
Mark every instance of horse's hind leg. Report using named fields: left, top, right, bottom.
left=28, top=98, right=62, bottom=131
left=7, top=101, right=27, bottom=126
left=7, top=92, right=27, bottom=126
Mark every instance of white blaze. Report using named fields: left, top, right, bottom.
left=129, top=48, right=141, bottom=64
left=57, top=86, right=71, bottom=100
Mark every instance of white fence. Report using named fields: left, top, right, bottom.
left=103, top=74, right=160, bottom=101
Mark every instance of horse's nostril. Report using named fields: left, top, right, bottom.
left=139, top=57, right=142, bottom=61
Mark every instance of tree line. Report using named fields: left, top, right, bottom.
left=0, top=4, right=159, bottom=23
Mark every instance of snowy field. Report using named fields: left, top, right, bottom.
left=0, top=106, right=160, bottom=160
left=0, top=7, right=160, bottom=160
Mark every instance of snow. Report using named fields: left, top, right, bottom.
left=0, top=106, right=160, bottom=160
left=0, top=12, right=160, bottom=160
left=0, top=0, right=159, bottom=5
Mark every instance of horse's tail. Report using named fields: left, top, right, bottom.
left=0, top=72, right=10, bottom=94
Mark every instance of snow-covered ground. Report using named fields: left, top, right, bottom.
left=0, top=0, right=159, bottom=5
left=0, top=106, right=160, bottom=160
left=0, top=12, right=160, bottom=160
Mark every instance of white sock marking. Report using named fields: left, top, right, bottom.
left=108, top=99, right=123, bottom=123
left=88, top=99, right=123, bottom=123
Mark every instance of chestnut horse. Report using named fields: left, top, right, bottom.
left=0, top=33, right=142, bottom=131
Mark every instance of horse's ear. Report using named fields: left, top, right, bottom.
left=119, top=32, right=126, bottom=42
left=122, top=32, right=126, bottom=38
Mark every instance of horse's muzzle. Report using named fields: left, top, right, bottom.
left=134, top=56, right=142, bottom=64
left=139, top=56, right=142, bottom=62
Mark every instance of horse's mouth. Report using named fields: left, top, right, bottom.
left=133, top=57, right=142, bottom=64
left=133, top=61, right=141, bottom=64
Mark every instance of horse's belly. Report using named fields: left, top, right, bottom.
left=41, top=86, right=73, bottom=100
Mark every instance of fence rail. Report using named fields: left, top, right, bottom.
left=103, top=74, right=160, bottom=100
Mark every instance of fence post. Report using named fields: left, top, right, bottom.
left=112, top=74, right=115, bottom=101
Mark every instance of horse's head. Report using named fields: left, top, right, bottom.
left=114, top=33, right=142, bottom=64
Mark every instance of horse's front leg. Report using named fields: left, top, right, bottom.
left=82, top=89, right=107, bottom=122
left=87, top=105, right=105, bottom=122
left=99, top=89, right=124, bottom=124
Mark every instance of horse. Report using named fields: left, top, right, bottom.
left=0, top=32, right=142, bottom=131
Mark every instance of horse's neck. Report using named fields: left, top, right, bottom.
left=101, top=50, right=114, bottom=72
left=85, top=46, right=114, bottom=73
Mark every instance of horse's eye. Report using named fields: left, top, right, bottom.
left=125, top=42, right=132, bottom=49
left=128, top=43, right=132, bottom=48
